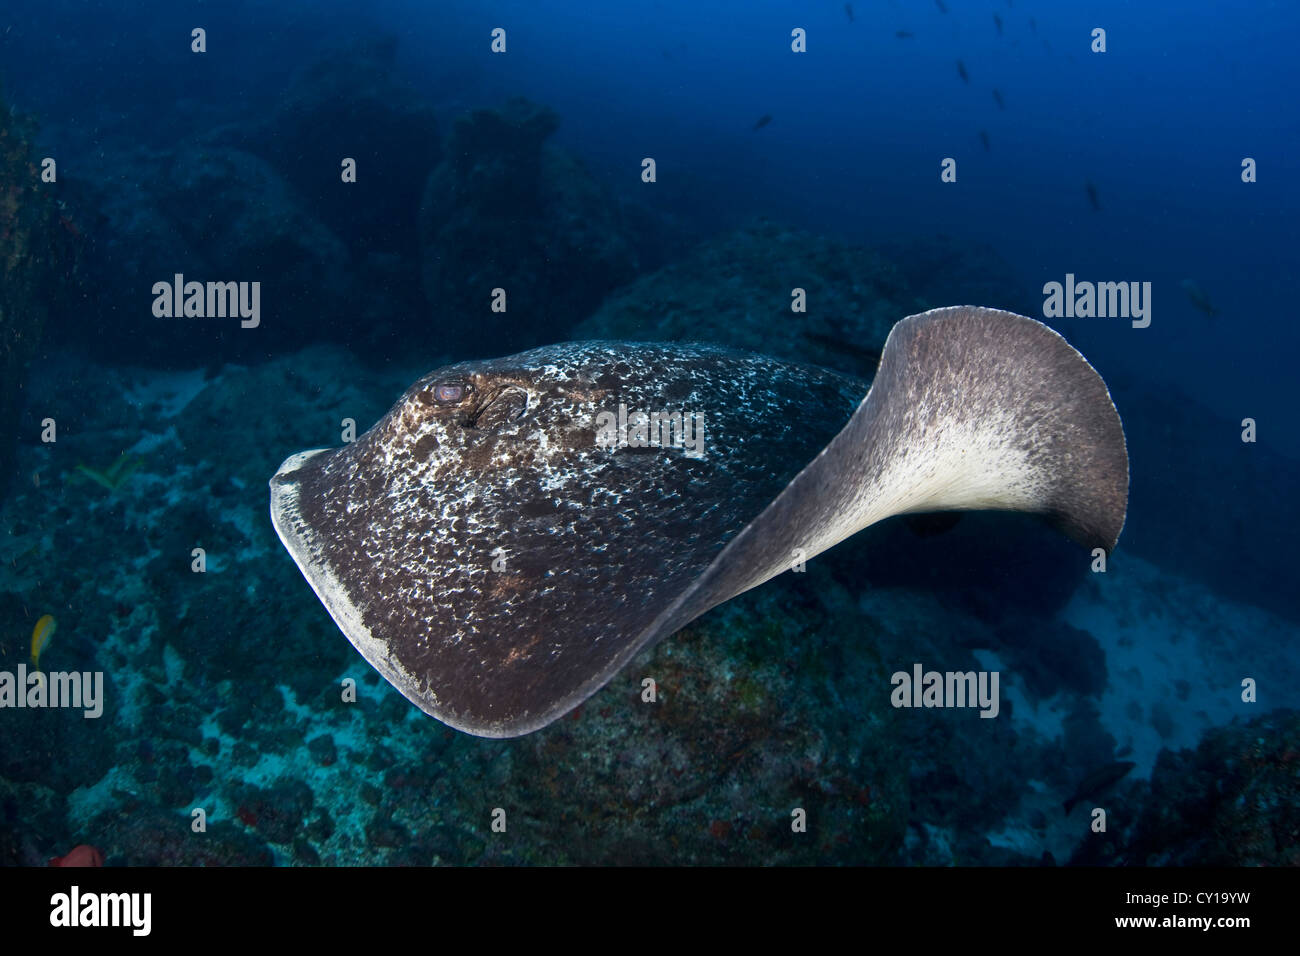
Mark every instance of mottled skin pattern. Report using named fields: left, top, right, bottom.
left=271, top=342, right=866, bottom=736
left=272, top=307, right=1129, bottom=738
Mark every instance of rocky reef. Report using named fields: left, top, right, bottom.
left=0, top=89, right=81, bottom=499
left=0, top=337, right=1139, bottom=866
left=1071, top=709, right=1300, bottom=866
left=575, top=219, right=904, bottom=380
left=1, top=65, right=1294, bottom=868
left=419, top=98, right=640, bottom=355
left=67, top=40, right=446, bottom=368
left=573, top=220, right=1031, bottom=384
left=76, top=144, right=353, bottom=366
left=237, top=36, right=442, bottom=261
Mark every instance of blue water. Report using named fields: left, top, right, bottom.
left=1, top=0, right=1296, bottom=866
left=6, top=1, right=1295, bottom=448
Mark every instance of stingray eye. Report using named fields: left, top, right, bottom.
left=431, top=382, right=467, bottom=404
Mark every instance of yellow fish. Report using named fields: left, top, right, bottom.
left=30, top=614, right=56, bottom=671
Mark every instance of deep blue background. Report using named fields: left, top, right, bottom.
left=4, top=0, right=1294, bottom=454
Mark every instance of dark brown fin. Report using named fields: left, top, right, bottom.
left=271, top=309, right=1129, bottom=737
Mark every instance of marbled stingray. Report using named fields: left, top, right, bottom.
left=270, top=306, right=1129, bottom=737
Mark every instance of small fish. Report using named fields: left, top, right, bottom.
left=956, top=59, right=969, bottom=83
left=935, top=0, right=949, bottom=13
left=992, top=88, right=1005, bottom=109
left=1029, top=17, right=1037, bottom=35
left=30, top=614, right=56, bottom=671
left=752, top=114, right=772, bottom=131
left=896, top=30, right=914, bottom=39
left=844, top=3, right=855, bottom=23
left=979, top=129, right=991, bottom=151
left=1085, top=180, right=1102, bottom=211
left=1180, top=279, right=1219, bottom=319
left=1063, top=761, right=1136, bottom=814
left=993, top=13, right=1004, bottom=35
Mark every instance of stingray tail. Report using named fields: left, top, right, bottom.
left=848, top=305, right=1130, bottom=551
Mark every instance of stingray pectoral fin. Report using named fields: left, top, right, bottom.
left=840, top=304, right=1128, bottom=550
left=652, top=306, right=1130, bottom=632
left=269, top=310, right=1127, bottom=738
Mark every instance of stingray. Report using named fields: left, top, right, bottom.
left=270, top=306, right=1128, bottom=737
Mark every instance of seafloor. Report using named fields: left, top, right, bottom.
left=3, top=225, right=1297, bottom=864
left=1, top=47, right=1297, bottom=866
